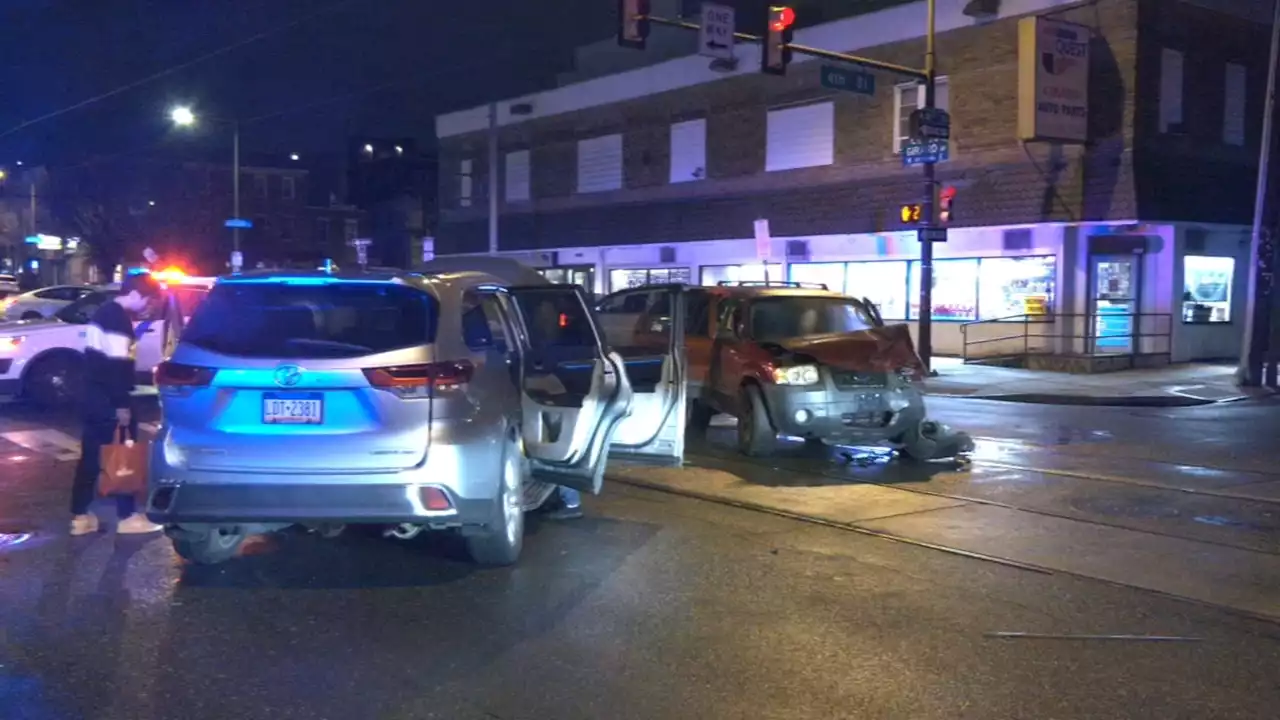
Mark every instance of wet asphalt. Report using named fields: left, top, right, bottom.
left=1, top=396, right=1279, bottom=719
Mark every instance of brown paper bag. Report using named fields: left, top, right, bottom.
left=99, top=425, right=150, bottom=497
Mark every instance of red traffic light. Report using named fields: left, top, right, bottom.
left=769, top=6, right=796, bottom=31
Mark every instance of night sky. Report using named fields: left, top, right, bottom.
left=1, top=0, right=614, bottom=167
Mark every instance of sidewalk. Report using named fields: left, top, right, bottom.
left=923, top=358, right=1276, bottom=406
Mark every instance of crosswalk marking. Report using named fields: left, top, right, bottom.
left=1, top=429, right=82, bottom=461
left=0, top=423, right=161, bottom=461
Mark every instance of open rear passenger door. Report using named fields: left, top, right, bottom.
left=504, top=285, right=631, bottom=495
left=593, top=285, right=687, bottom=464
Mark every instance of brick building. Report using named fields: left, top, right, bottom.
left=435, top=0, right=1274, bottom=362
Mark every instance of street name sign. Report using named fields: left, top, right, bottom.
left=902, top=139, right=950, bottom=166
left=820, top=65, right=875, bottom=95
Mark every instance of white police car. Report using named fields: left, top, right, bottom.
left=0, top=274, right=214, bottom=407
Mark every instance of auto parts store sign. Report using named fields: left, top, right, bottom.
left=1017, top=16, right=1091, bottom=143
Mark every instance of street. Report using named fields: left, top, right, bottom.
left=2, top=397, right=1279, bottom=719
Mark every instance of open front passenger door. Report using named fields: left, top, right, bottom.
left=505, top=285, right=633, bottom=495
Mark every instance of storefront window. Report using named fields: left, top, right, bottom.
left=609, top=267, right=692, bottom=291
left=1182, top=255, right=1234, bottom=323
left=978, top=256, right=1056, bottom=320
left=846, top=261, right=908, bottom=320
left=788, top=262, right=846, bottom=293
left=908, top=258, right=979, bottom=320
left=700, top=263, right=784, bottom=286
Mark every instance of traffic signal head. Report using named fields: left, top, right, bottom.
left=939, top=186, right=956, bottom=224
left=618, top=0, right=651, bottom=50
left=762, top=6, right=795, bottom=76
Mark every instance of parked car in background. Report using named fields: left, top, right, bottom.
left=596, top=281, right=940, bottom=459
left=0, top=285, right=98, bottom=321
left=0, top=274, right=19, bottom=294
left=0, top=275, right=213, bottom=407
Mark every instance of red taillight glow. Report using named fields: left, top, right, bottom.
left=154, top=361, right=216, bottom=387
left=362, top=361, right=474, bottom=391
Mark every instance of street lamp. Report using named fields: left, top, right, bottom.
left=170, top=105, right=241, bottom=270
left=170, top=106, right=196, bottom=127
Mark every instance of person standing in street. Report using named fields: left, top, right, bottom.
left=69, top=272, right=165, bottom=536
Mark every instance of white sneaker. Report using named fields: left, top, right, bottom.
left=70, top=514, right=100, bottom=536
left=117, top=514, right=163, bottom=535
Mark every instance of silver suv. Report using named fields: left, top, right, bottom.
left=146, top=259, right=687, bottom=566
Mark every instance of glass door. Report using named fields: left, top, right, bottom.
left=1089, top=255, right=1139, bottom=354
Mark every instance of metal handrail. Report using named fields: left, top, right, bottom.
left=959, top=312, right=1174, bottom=363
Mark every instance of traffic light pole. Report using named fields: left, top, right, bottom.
left=633, top=3, right=940, bottom=368
left=918, top=0, right=937, bottom=374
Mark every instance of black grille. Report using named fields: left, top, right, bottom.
left=830, top=370, right=889, bottom=388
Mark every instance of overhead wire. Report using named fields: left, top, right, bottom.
left=0, top=0, right=364, bottom=141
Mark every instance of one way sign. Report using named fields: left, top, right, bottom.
left=699, top=2, right=735, bottom=61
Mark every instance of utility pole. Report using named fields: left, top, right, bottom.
left=28, top=178, right=36, bottom=235
left=1239, top=0, right=1280, bottom=388
left=917, top=0, right=938, bottom=374
left=487, top=101, right=499, bottom=256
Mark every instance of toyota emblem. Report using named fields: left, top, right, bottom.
left=274, top=365, right=303, bottom=387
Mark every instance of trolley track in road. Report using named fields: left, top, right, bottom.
left=609, top=431, right=1280, bottom=626
left=682, top=437, right=1280, bottom=559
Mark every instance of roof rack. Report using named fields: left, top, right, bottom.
left=717, top=280, right=829, bottom=290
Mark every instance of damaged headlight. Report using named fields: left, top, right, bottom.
left=771, top=364, right=821, bottom=386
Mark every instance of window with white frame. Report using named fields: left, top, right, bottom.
left=1224, top=62, right=1246, bottom=146
left=282, top=176, right=296, bottom=200
left=893, top=78, right=949, bottom=152
left=1160, top=48, right=1185, bottom=133
left=458, top=159, right=474, bottom=207
left=254, top=174, right=268, bottom=199
left=344, top=218, right=358, bottom=242
left=577, top=134, right=623, bottom=193
left=669, top=118, right=707, bottom=183
left=765, top=102, right=835, bottom=171
left=505, top=149, right=531, bottom=202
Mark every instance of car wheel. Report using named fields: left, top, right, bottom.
left=465, top=438, right=526, bottom=567
left=19, top=311, right=42, bottom=320
left=168, top=526, right=246, bottom=565
left=687, top=399, right=713, bottom=435
left=23, top=354, right=82, bottom=409
left=736, top=384, right=775, bottom=457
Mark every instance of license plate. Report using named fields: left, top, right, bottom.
left=262, top=392, right=323, bottom=424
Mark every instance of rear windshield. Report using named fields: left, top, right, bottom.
left=749, top=296, right=877, bottom=341
left=182, top=281, right=436, bottom=358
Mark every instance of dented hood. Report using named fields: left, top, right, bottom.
left=763, top=323, right=926, bottom=379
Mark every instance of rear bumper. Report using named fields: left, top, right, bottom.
left=145, top=420, right=505, bottom=527
left=760, top=382, right=926, bottom=444
left=145, top=481, right=491, bottom=526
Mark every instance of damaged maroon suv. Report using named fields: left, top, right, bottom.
left=596, top=281, right=948, bottom=459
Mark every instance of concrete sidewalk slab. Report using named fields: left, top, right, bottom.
left=924, top=359, right=1275, bottom=406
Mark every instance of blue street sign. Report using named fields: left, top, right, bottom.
left=820, top=65, right=875, bottom=95
left=224, top=218, right=253, bottom=229
left=917, top=227, right=948, bottom=243
left=902, top=139, right=950, bottom=166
